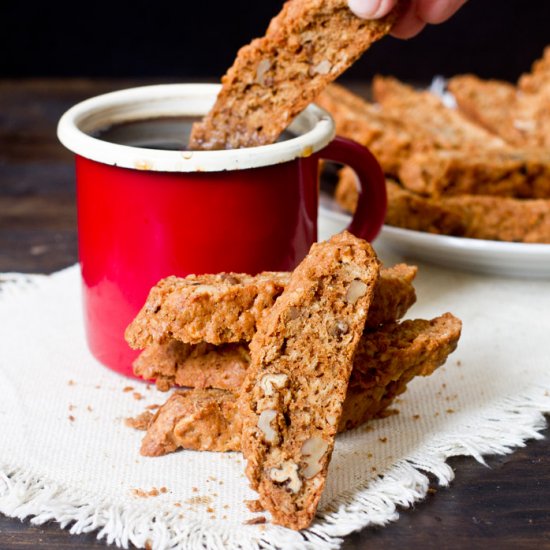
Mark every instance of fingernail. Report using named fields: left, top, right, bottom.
left=348, top=0, right=383, bottom=18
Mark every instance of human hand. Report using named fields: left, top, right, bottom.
left=348, top=0, right=468, bottom=39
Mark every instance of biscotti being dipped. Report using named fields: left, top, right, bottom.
left=189, top=0, right=407, bottom=150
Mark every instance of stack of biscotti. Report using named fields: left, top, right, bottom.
left=125, top=232, right=462, bottom=529
left=316, top=48, right=550, bottom=243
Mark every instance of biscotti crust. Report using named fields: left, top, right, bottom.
left=239, top=231, right=379, bottom=530
left=189, top=0, right=405, bottom=150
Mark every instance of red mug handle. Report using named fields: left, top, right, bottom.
left=316, top=136, right=387, bottom=242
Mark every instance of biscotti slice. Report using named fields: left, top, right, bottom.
left=239, top=231, right=379, bottom=530
left=140, top=389, right=242, bottom=456
left=336, top=172, right=466, bottom=236
left=137, top=314, right=461, bottom=456
left=189, top=0, right=405, bottom=150
left=316, top=84, right=413, bottom=175
left=127, top=264, right=417, bottom=354
left=134, top=341, right=250, bottom=392
left=372, top=76, right=507, bottom=152
left=449, top=74, right=550, bottom=151
left=397, top=149, right=550, bottom=199
left=448, top=75, right=525, bottom=147
left=338, top=173, right=550, bottom=243
left=343, top=313, right=462, bottom=429
left=125, top=272, right=288, bottom=349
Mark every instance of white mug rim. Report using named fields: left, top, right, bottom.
left=57, top=83, right=336, bottom=173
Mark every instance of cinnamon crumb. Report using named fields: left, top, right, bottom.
left=68, top=415, right=75, bottom=422
left=244, top=516, right=266, bottom=525
left=132, top=487, right=163, bottom=498
left=123, top=386, right=134, bottom=393
left=428, top=487, right=437, bottom=494
left=133, top=392, right=144, bottom=401
left=206, top=507, right=215, bottom=513
left=125, top=411, right=154, bottom=431
left=413, top=414, right=420, bottom=420
left=160, top=487, right=168, bottom=494
left=446, top=408, right=455, bottom=414
left=192, top=487, right=198, bottom=493
left=379, top=437, right=387, bottom=443
left=174, top=502, right=182, bottom=507
left=67, top=379, right=76, bottom=386
left=146, top=404, right=161, bottom=410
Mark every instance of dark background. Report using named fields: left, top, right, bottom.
left=1, top=0, right=549, bottom=83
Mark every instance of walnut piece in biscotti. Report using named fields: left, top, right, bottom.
left=189, top=0, right=406, bottom=150
left=239, top=231, right=380, bottom=530
left=125, top=272, right=288, bottom=349
left=127, top=264, right=417, bottom=355
left=135, top=314, right=461, bottom=455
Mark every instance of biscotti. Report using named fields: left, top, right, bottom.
left=125, top=272, right=288, bottom=349
left=239, top=231, right=379, bottom=530
left=127, top=264, right=417, bottom=355
left=189, top=0, right=405, bottom=150
left=336, top=173, right=550, bottom=243
left=136, top=314, right=462, bottom=457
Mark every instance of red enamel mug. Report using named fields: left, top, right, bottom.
left=57, top=84, right=386, bottom=377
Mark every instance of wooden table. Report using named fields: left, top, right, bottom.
left=0, top=79, right=549, bottom=549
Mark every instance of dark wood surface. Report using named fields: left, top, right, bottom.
left=0, top=79, right=549, bottom=550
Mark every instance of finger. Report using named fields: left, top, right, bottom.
left=416, top=0, right=468, bottom=24
left=348, top=0, right=397, bottom=19
left=390, top=0, right=426, bottom=39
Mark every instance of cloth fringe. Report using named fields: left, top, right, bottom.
left=1, top=384, right=549, bottom=550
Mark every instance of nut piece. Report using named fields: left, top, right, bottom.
left=330, top=320, right=349, bottom=339
left=269, top=461, right=302, bottom=494
left=301, top=436, right=329, bottom=479
left=259, top=373, right=289, bottom=397
left=311, top=60, right=331, bottom=75
left=256, top=59, right=271, bottom=86
left=346, top=279, right=368, bottom=304
left=258, top=409, right=278, bottom=444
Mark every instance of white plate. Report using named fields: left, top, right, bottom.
left=319, top=205, right=550, bottom=279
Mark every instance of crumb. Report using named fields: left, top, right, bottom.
left=123, top=386, right=134, bottom=393
left=192, top=487, right=198, bottom=493
left=178, top=513, right=184, bottom=519
left=446, top=408, right=455, bottom=414
left=222, top=515, right=228, bottom=520
left=219, top=481, right=224, bottom=485
left=86, top=405, right=93, bottom=412
left=160, top=487, right=168, bottom=494
left=367, top=452, right=373, bottom=458
left=132, top=487, right=162, bottom=498
left=68, top=415, right=75, bottom=422
left=186, top=496, right=213, bottom=506
left=146, top=384, right=152, bottom=391
left=145, top=540, right=152, bottom=550
left=245, top=499, right=264, bottom=513
left=68, top=379, right=76, bottom=386
left=377, top=408, right=399, bottom=418
left=146, top=404, right=161, bottom=410
left=442, top=383, right=447, bottom=388
left=133, top=392, right=144, bottom=401
left=435, top=412, right=440, bottom=417
left=456, top=360, right=462, bottom=366
left=371, top=466, right=377, bottom=472
left=428, top=487, right=437, bottom=494
left=413, top=414, right=420, bottom=420
left=95, top=384, right=101, bottom=389
left=125, top=411, right=154, bottom=431
left=174, top=502, right=182, bottom=507
left=68, top=404, right=76, bottom=412
left=206, top=507, right=215, bottom=513
left=379, top=437, right=388, bottom=443
left=223, top=504, right=230, bottom=510
left=209, top=476, right=217, bottom=481
left=244, top=516, right=266, bottom=525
